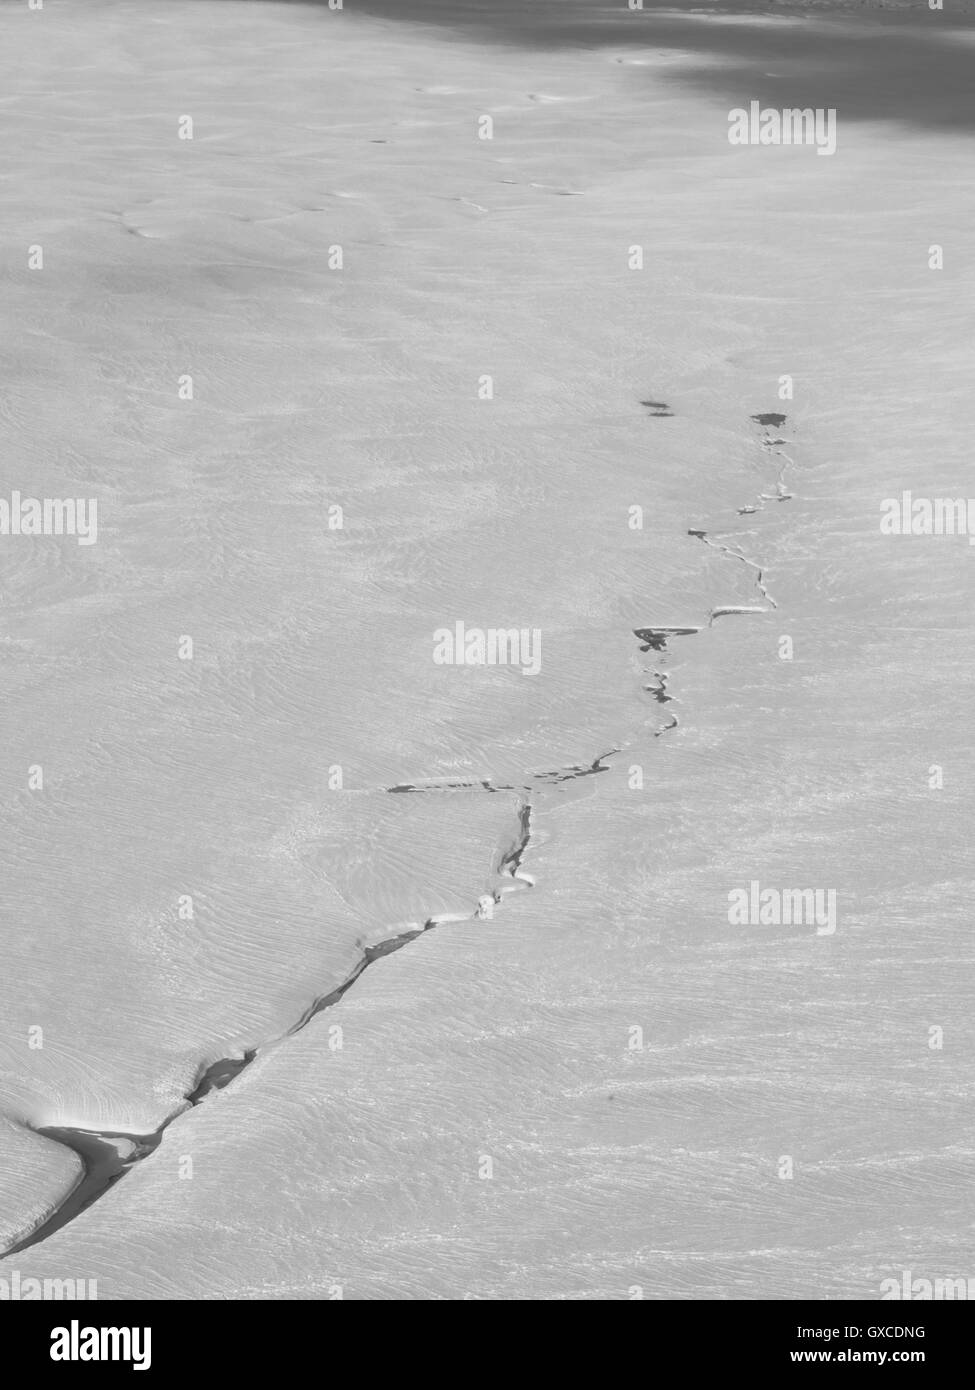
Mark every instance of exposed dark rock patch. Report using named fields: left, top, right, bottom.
left=4, top=1127, right=166, bottom=1257
left=633, top=626, right=701, bottom=653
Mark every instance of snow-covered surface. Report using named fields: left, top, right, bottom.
left=1, top=0, right=974, bottom=1296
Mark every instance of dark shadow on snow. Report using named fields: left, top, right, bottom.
left=209, top=0, right=975, bottom=134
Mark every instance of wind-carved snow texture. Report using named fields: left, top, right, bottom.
left=634, top=412, right=796, bottom=738
left=0, top=412, right=793, bottom=1261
